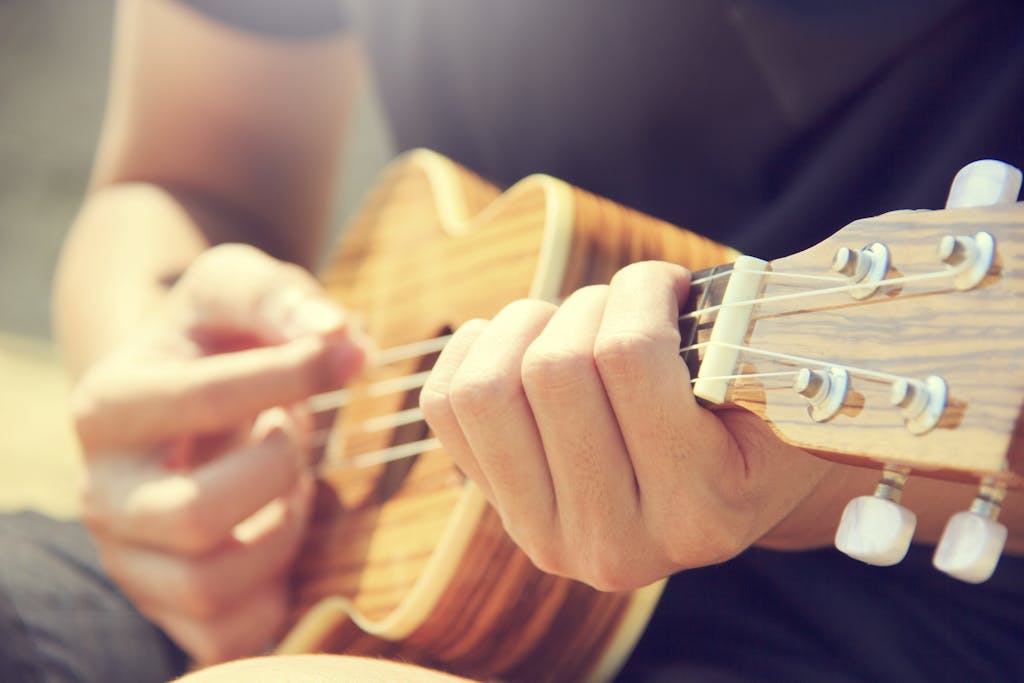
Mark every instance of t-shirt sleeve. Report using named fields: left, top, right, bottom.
left=176, top=0, right=347, bottom=40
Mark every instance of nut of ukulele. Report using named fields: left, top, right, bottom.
left=834, top=467, right=916, bottom=566
left=933, top=483, right=1008, bottom=584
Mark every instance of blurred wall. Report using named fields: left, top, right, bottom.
left=0, top=0, right=115, bottom=339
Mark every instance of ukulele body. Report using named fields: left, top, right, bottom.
left=279, top=150, right=737, bottom=681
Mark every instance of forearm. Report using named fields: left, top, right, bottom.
left=53, top=182, right=275, bottom=377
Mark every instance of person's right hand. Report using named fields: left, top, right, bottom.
left=70, top=244, right=367, bottom=664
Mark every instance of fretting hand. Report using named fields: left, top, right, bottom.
left=71, top=244, right=367, bottom=663
left=421, top=261, right=833, bottom=590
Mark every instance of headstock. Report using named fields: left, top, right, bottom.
left=693, top=160, right=1024, bottom=582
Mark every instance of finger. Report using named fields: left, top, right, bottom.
left=98, top=471, right=313, bottom=622
left=521, top=286, right=643, bottom=571
left=156, top=580, right=290, bottom=665
left=86, top=408, right=308, bottom=556
left=445, top=300, right=559, bottom=545
left=595, top=262, right=746, bottom=558
left=173, top=243, right=348, bottom=344
left=75, top=332, right=363, bottom=452
left=420, top=319, right=495, bottom=503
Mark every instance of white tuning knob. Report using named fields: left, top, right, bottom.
left=835, top=494, right=917, bottom=566
left=933, top=512, right=1007, bottom=584
left=945, top=159, right=1022, bottom=209
left=933, top=483, right=1008, bottom=584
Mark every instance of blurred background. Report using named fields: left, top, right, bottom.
left=0, top=0, right=391, bottom=517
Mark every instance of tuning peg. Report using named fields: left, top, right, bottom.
left=890, top=376, right=947, bottom=435
left=830, top=243, right=889, bottom=299
left=793, top=367, right=848, bottom=422
left=945, top=159, right=1022, bottom=209
left=933, top=483, right=1007, bottom=583
left=835, top=467, right=916, bottom=566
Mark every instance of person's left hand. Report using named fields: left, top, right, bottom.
left=421, top=261, right=834, bottom=591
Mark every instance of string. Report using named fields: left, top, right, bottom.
left=308, top=367, right=823, bottom=470
left=682, top=340, right=908, bottom=384
left=307, top=263, right=962, bottom=413
left=681, top=265, right=966, bottom=322
left=315, top=436, right=442, bottom=470
left=310, top=367, right=822, bottom=469
left=689, top=370, right=799, bottom=384
left=305, top=262, right=967, bottom=466
left=306, top=336, right=451, bottom=414
left=372, top=334, right=452, bottom=365
left=360, top=406, right=425, bottom=432
left=308, top=371, right=432, bottom=414
left=690, top=269, right=847, bottom=287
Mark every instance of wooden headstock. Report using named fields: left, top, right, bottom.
left=711, top=204, right=1024, bottom=489
left=691, top=159, right=1023, bottom=583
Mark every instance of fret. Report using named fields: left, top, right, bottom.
left=679, top=263, right=733, bottom=378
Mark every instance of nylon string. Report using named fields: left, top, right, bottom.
left=308, top=262, right=965, bottom=469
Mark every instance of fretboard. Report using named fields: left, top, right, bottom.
left=679, top=264, right=733, bottom=379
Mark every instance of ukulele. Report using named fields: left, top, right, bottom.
left=276, top=150, right=1024, bottom=682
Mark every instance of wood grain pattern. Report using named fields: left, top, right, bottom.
left=282, top=150, right=1023, bottom=680
left=282, top=150, right=735, bottom=682
left=710, top=207, right=1024, bottom=486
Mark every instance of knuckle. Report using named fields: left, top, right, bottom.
left=419, top=383, right=455, bottom=428
left=611, top=260, right=686, bottom=286
left=499, top=298, right=556, bottom=322
left=454, top=317, right=489, bottom=337
left=523, top=536, right=566, bottom=578
left=562, top=521, right=643, bottom=592
left=448, top=369, right=520, bottom=420
left=593, top=331, right=665, bottom=379
left=610, top=260, right=657, bottom=283
left=579, top=554, right=641, bottom=593
left=520, top=345, right=592, bottom=397
left=565, top=284, right=608, bottom=301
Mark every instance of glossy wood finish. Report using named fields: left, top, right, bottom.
left=700, top=207, right=1024, bottom=486
left=282, top=150, right=736, bottom=681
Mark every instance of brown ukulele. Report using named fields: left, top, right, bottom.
left=275, top=150, right=1024, bottom=682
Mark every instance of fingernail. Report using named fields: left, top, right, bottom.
left=291, top=297, right=347, bottom=336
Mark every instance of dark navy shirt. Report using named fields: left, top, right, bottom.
left=183, top=0, right=1023, bottom=261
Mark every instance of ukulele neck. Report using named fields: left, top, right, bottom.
left=679, top=256, right=771, bottom=404
left=679, top=264, right=734, bottom=380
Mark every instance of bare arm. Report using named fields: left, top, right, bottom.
left=55, top=0, right=362, bottom=375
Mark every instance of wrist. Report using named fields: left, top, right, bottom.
left=755, top=459, right=877, bottom=551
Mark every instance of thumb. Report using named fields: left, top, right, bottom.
left=171, top=243, right=354, bottom=345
